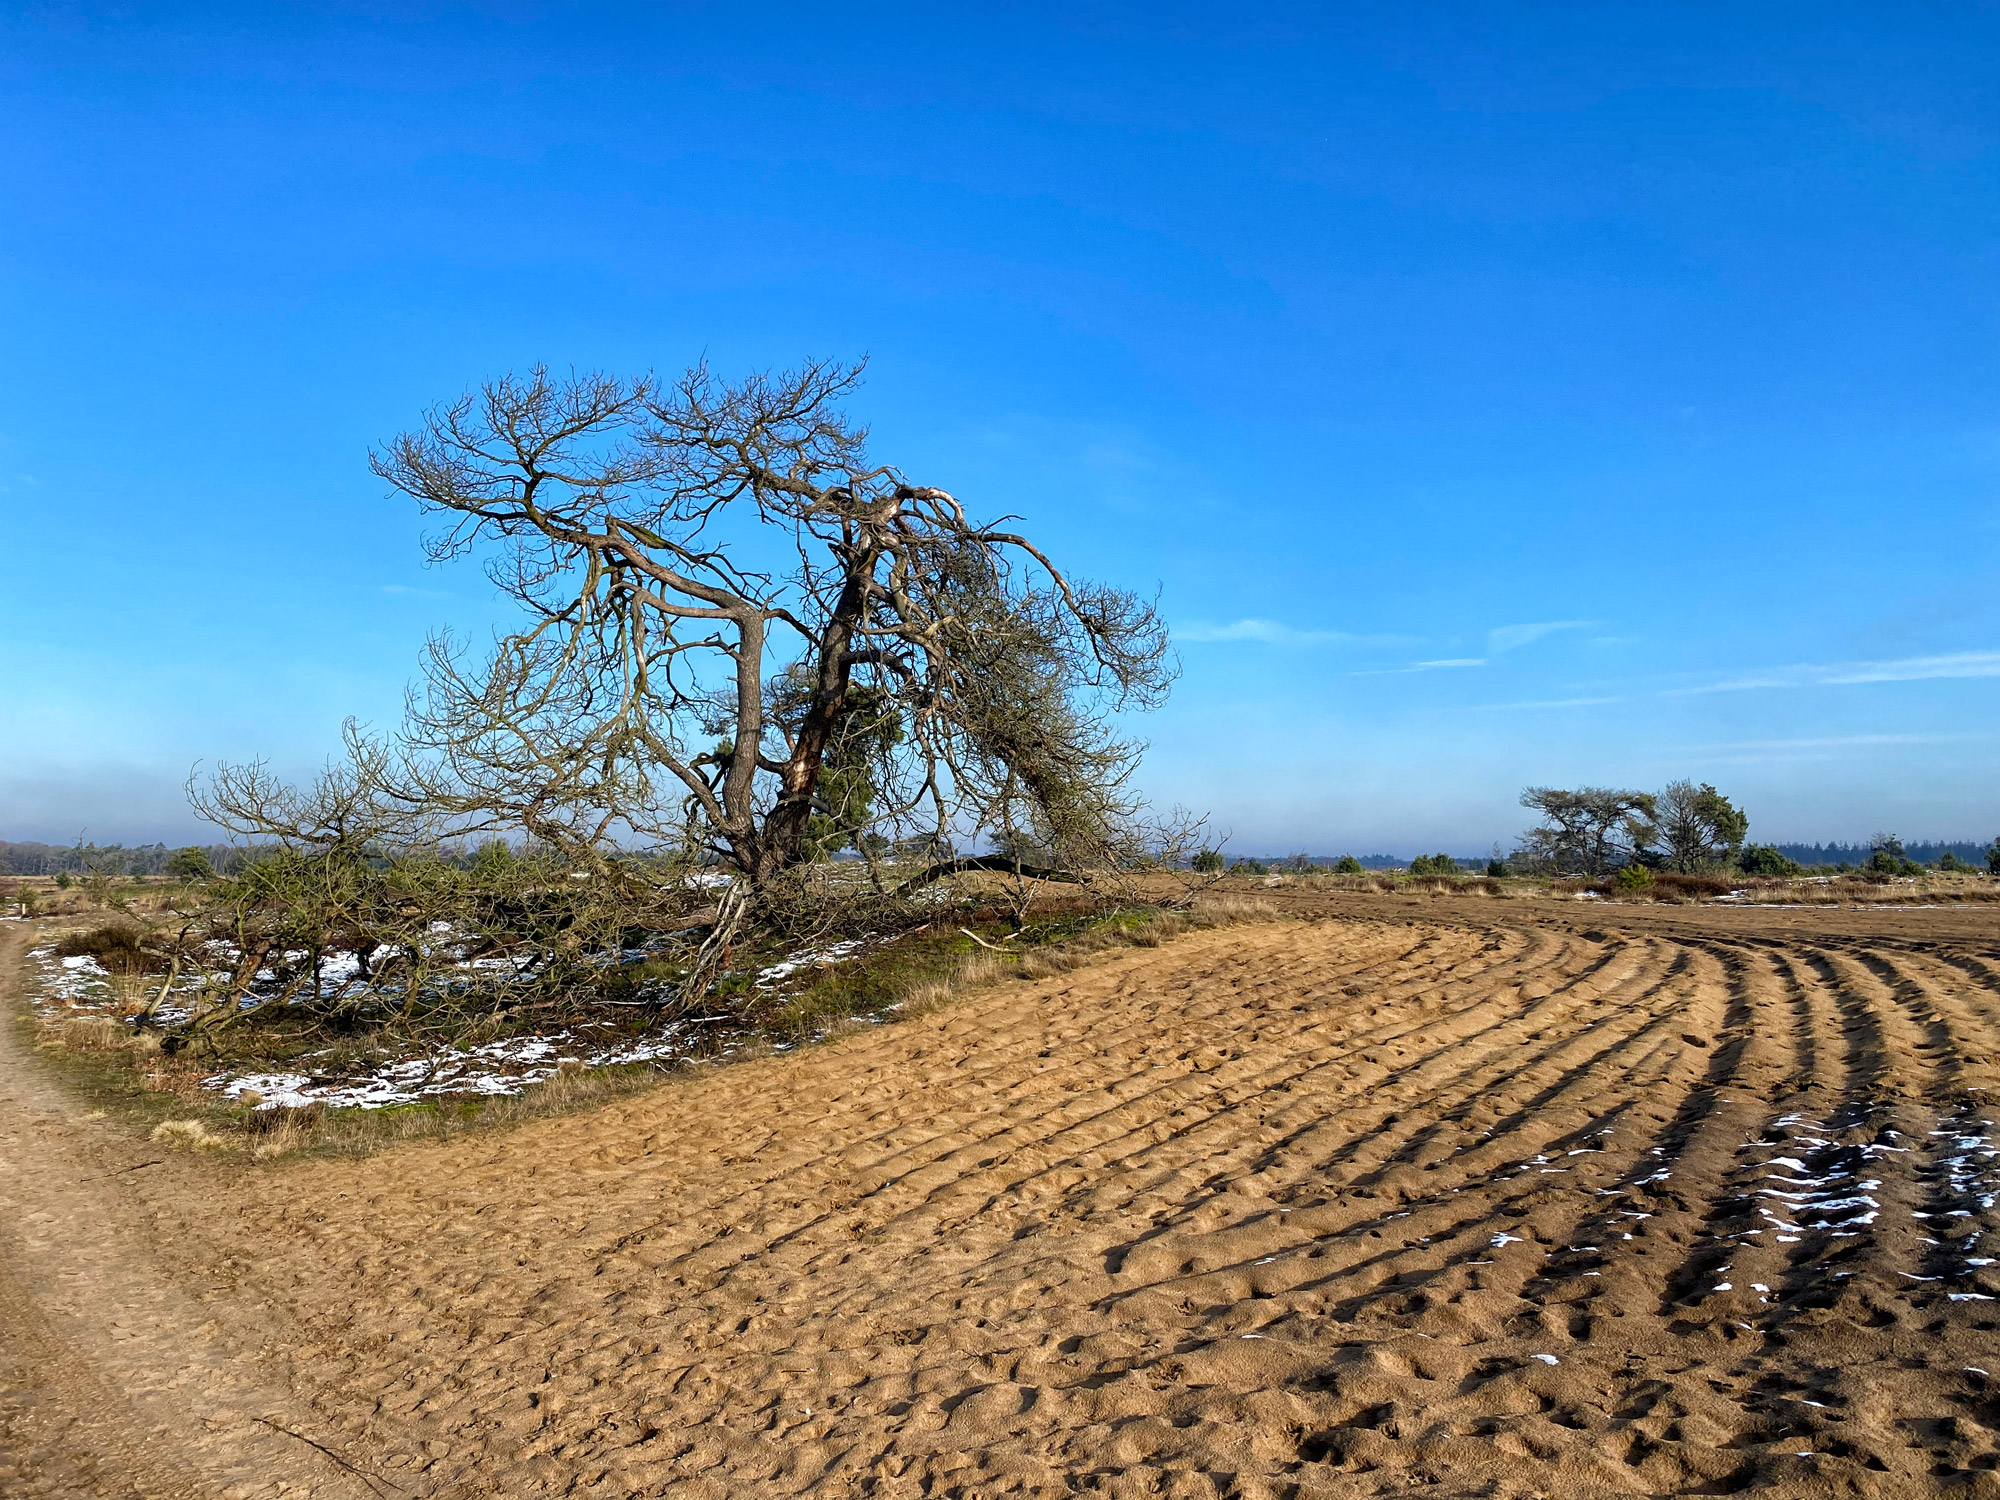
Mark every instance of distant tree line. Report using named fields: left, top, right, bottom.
left=1216, top=853, right=1414, bottom=875
left=23, top=829, right=1998, bottom=884
left=1763, top=840, right=1993, bottom=869
left=1511, top=783, right=2000, bottom=878
left=0, top=841, right=243, bottom=878
left=0, top=837, right=602, bottom=880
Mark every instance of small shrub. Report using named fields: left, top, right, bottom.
left=54, top=922, right=159, bottom=975
left=1738, top=845, right=1803, bottom=878
left=1332, top=855, right=1364, bottom=875
left=1190, top=849, right=1225, bottom=873
left=1653, top=870, right=1737, bottom=899
left=253, top=1126, right=310, bottom=1161
left=1229, top=858, right=1269, bottom=876
left=1409, top=854, right=1460, bottom=877
left=1615, top=864, right=1655, bottom=892
left=1190, top=894, right=1276, bottom=921
left=167, top=846, right=214, bottom=881
left=54, top=871, right=73, bottom=890
left=242, top=1103, right=324, bottom=1135
left=1486, top=858, right=1510, bottom=877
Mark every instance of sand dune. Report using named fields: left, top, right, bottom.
left=7, top=897, right=2000, bottom=1496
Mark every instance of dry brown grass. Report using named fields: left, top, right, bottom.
left=59, top=1015, right=128, bottom=1051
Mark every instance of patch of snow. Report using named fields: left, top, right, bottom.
left=755, top=937, right=873, bottom=988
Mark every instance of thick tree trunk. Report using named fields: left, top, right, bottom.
left=756, top=555, right=874, bottom=874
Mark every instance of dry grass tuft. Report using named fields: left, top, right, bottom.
left=1190, top=894, right=1277, bottom=921
left=150, top=1117, right=230, bottom=1151
left=251, top=1119, right=315, bottom=1160
left=61, top=1016, right=127, bottom=1051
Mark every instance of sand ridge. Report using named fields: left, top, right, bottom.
left=8, top=900, right=2000, bottom=1496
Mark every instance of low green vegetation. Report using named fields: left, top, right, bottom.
left=1739, top=844, right=1804, bottom=877
left=1615, top=863, right=1655, bottom=892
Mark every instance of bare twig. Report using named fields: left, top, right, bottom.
left=77, top=1160, right=162, bottom=1183
left=250, top=1414, right=406, bottom=1498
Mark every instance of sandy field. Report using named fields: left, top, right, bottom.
left=4, top=892, right=2000, bottom=1498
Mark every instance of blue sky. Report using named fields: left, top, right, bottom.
left=2, top=4, right=1996, bottom=853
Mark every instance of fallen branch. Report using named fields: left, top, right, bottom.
left=678, top=880, right=751, bottom=1009
left=959, top=926, right=1023, bottom=951
left=893, top=855, right=1084, bottom=896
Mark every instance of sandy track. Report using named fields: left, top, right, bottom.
left=0, top=927, right=406, bottom=1498
left=9, top=900, right=2000, bottom=1497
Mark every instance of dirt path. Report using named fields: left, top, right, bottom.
left=0, top=925, right=412, bottom=1499
left=9, top=900, right=2000, bottom=1496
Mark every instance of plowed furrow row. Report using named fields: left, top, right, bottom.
left=622, top=926, right=1599, bottom=1280
left=859, top=940, right=1683, bottom=1280
left=939, top=948, right=1723, bottom=1327
left=596, top=923, right=1505, bottom=1249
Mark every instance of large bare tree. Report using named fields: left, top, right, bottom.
left=1516, top=786, right=1658, bottom=876
left=355, top=361, right=1175, bottom=886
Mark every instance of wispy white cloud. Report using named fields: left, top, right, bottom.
left=1487, top=620, right=1592, bottom=655
left=1682, top=733, right=1984, bottom=766
left=1689, top=733, right=1973, bottom=752
left=1354, top=657, right=1487, bottom=676
left=1177, top=618, right=1414, bottom=647
left=1471, top=695, right=1624, bottom=711
left=1672, top=650, right=2000, bottom=694
left=378, top=583, right=453, bottom=599
left=1352, top=660, right=1496, bottom=680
